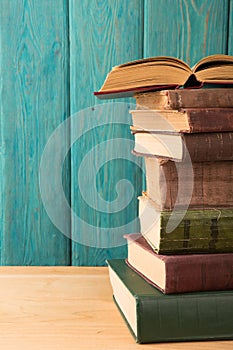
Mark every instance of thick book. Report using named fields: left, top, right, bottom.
left=130, top=108, right=233, bottom=133
left=94, top=54, right=233, bottom=99
left=135, top=89, right=233, bottom=110
left=138, top=194, right=233, bottom=254
left=107, top=259, right=233, bottom=343
left=124, top=233, right=233, bottom=294
left=144, top=157, right=233, bottom=209
left=132, top=130, right=233, bottom=161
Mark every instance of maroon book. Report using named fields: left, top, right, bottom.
left=125, top=233, right=233, bottom=294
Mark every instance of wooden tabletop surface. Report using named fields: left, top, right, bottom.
left=0, top=266, right=232, bottom=350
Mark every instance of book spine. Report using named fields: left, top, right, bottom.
left=145, top=158, right=233, bottom=209
left=185, top=108, right=233, bottom=133
left=135, top=89, right=233, bottom=110
left=127, top=253, right=233, bottom=294
left=139, top=196, right=233, bottom=254
left=166, top=255, right=233, bottom=293
left=183, top=132, right=233, bottom=161
left=159, top=208, right=233, bottom=254
left=138, top=292, right=233, bottom=343
left=132, top=132, right=233, bottom=161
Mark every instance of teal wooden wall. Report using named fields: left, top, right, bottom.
left=0, top=0, right=71, bottom=265
left=0, top=0, right=232, bottom=265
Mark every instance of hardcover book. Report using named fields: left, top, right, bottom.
left=107, top=259, right=233, bottom=343
left=130, top=108, right=233, bottom=133
left=94, top=54, right=233, bottom=99
left=125, top=233, right=233, bottom=294
left=138, top=194, right=233, bottom=254
left=132, top=130, right=233, bottom=161
left=144, top=157, right=233, bottom=209
left=135, top=89, right=233, bottom=110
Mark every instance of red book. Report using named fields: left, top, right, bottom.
left=94, top=84, right=178, bottom=99
left=125, top=233, right=233, bottom=294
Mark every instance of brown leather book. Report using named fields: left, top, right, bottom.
left=132, top=131, right=233, bottom=161
left=144, top=157, right=233, bottom=209
left=130, top=108, right=233, bottom=133
left=135, top=89, right=233, bottom=110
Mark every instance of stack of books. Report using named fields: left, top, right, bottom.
left=108, top=89, right=233, bottom=344
left=131, top=89, right=233, bottom=255
left=95, top=56, right=233, bottom=344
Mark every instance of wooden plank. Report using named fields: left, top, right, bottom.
left=69, top=0, right=144, bottom=265
left=0, top=266, right=233, bottom=349
left=0, top=0, right=70, bottom=265
left=144, top=0, right=229, bottom=65
left=229, top=0, right=233, bottom=54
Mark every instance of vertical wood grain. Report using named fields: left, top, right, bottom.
left=0, top=0, right=230, bottom=266
left=69, top=0, right=144, bottom=265
left=144, top=0, right=229, bottom=66
left=228, top=0, right=233, bottom=54
left=0, top=0, right=70, bottom=265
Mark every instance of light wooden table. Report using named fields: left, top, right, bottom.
left=0, top=267, right=232, bottom=350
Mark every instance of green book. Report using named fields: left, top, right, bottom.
left=107, top=259, right=233, bottom=343
left=139, top=195, right=233, bottom=254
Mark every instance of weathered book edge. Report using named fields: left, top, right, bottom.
left=135, top=89, right=233, bottom=110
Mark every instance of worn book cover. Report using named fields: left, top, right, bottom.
left=108, top=259, right=233, bottom=343
left=139, top=194, right=233, bottom=254
left=125, top=233, right=233, bottom=294
left=135, top=89, right=233, bottom=110
left=130, top=108, right=233, bottom=134
left=132, top=131, right=233, bottom=161
left=144, top=157, right=233, bottom=209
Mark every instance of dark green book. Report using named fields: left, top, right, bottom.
left=107, top=259, right=233, bottom=344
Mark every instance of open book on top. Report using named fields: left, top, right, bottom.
left=94, top=54, right=233, bottom=98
